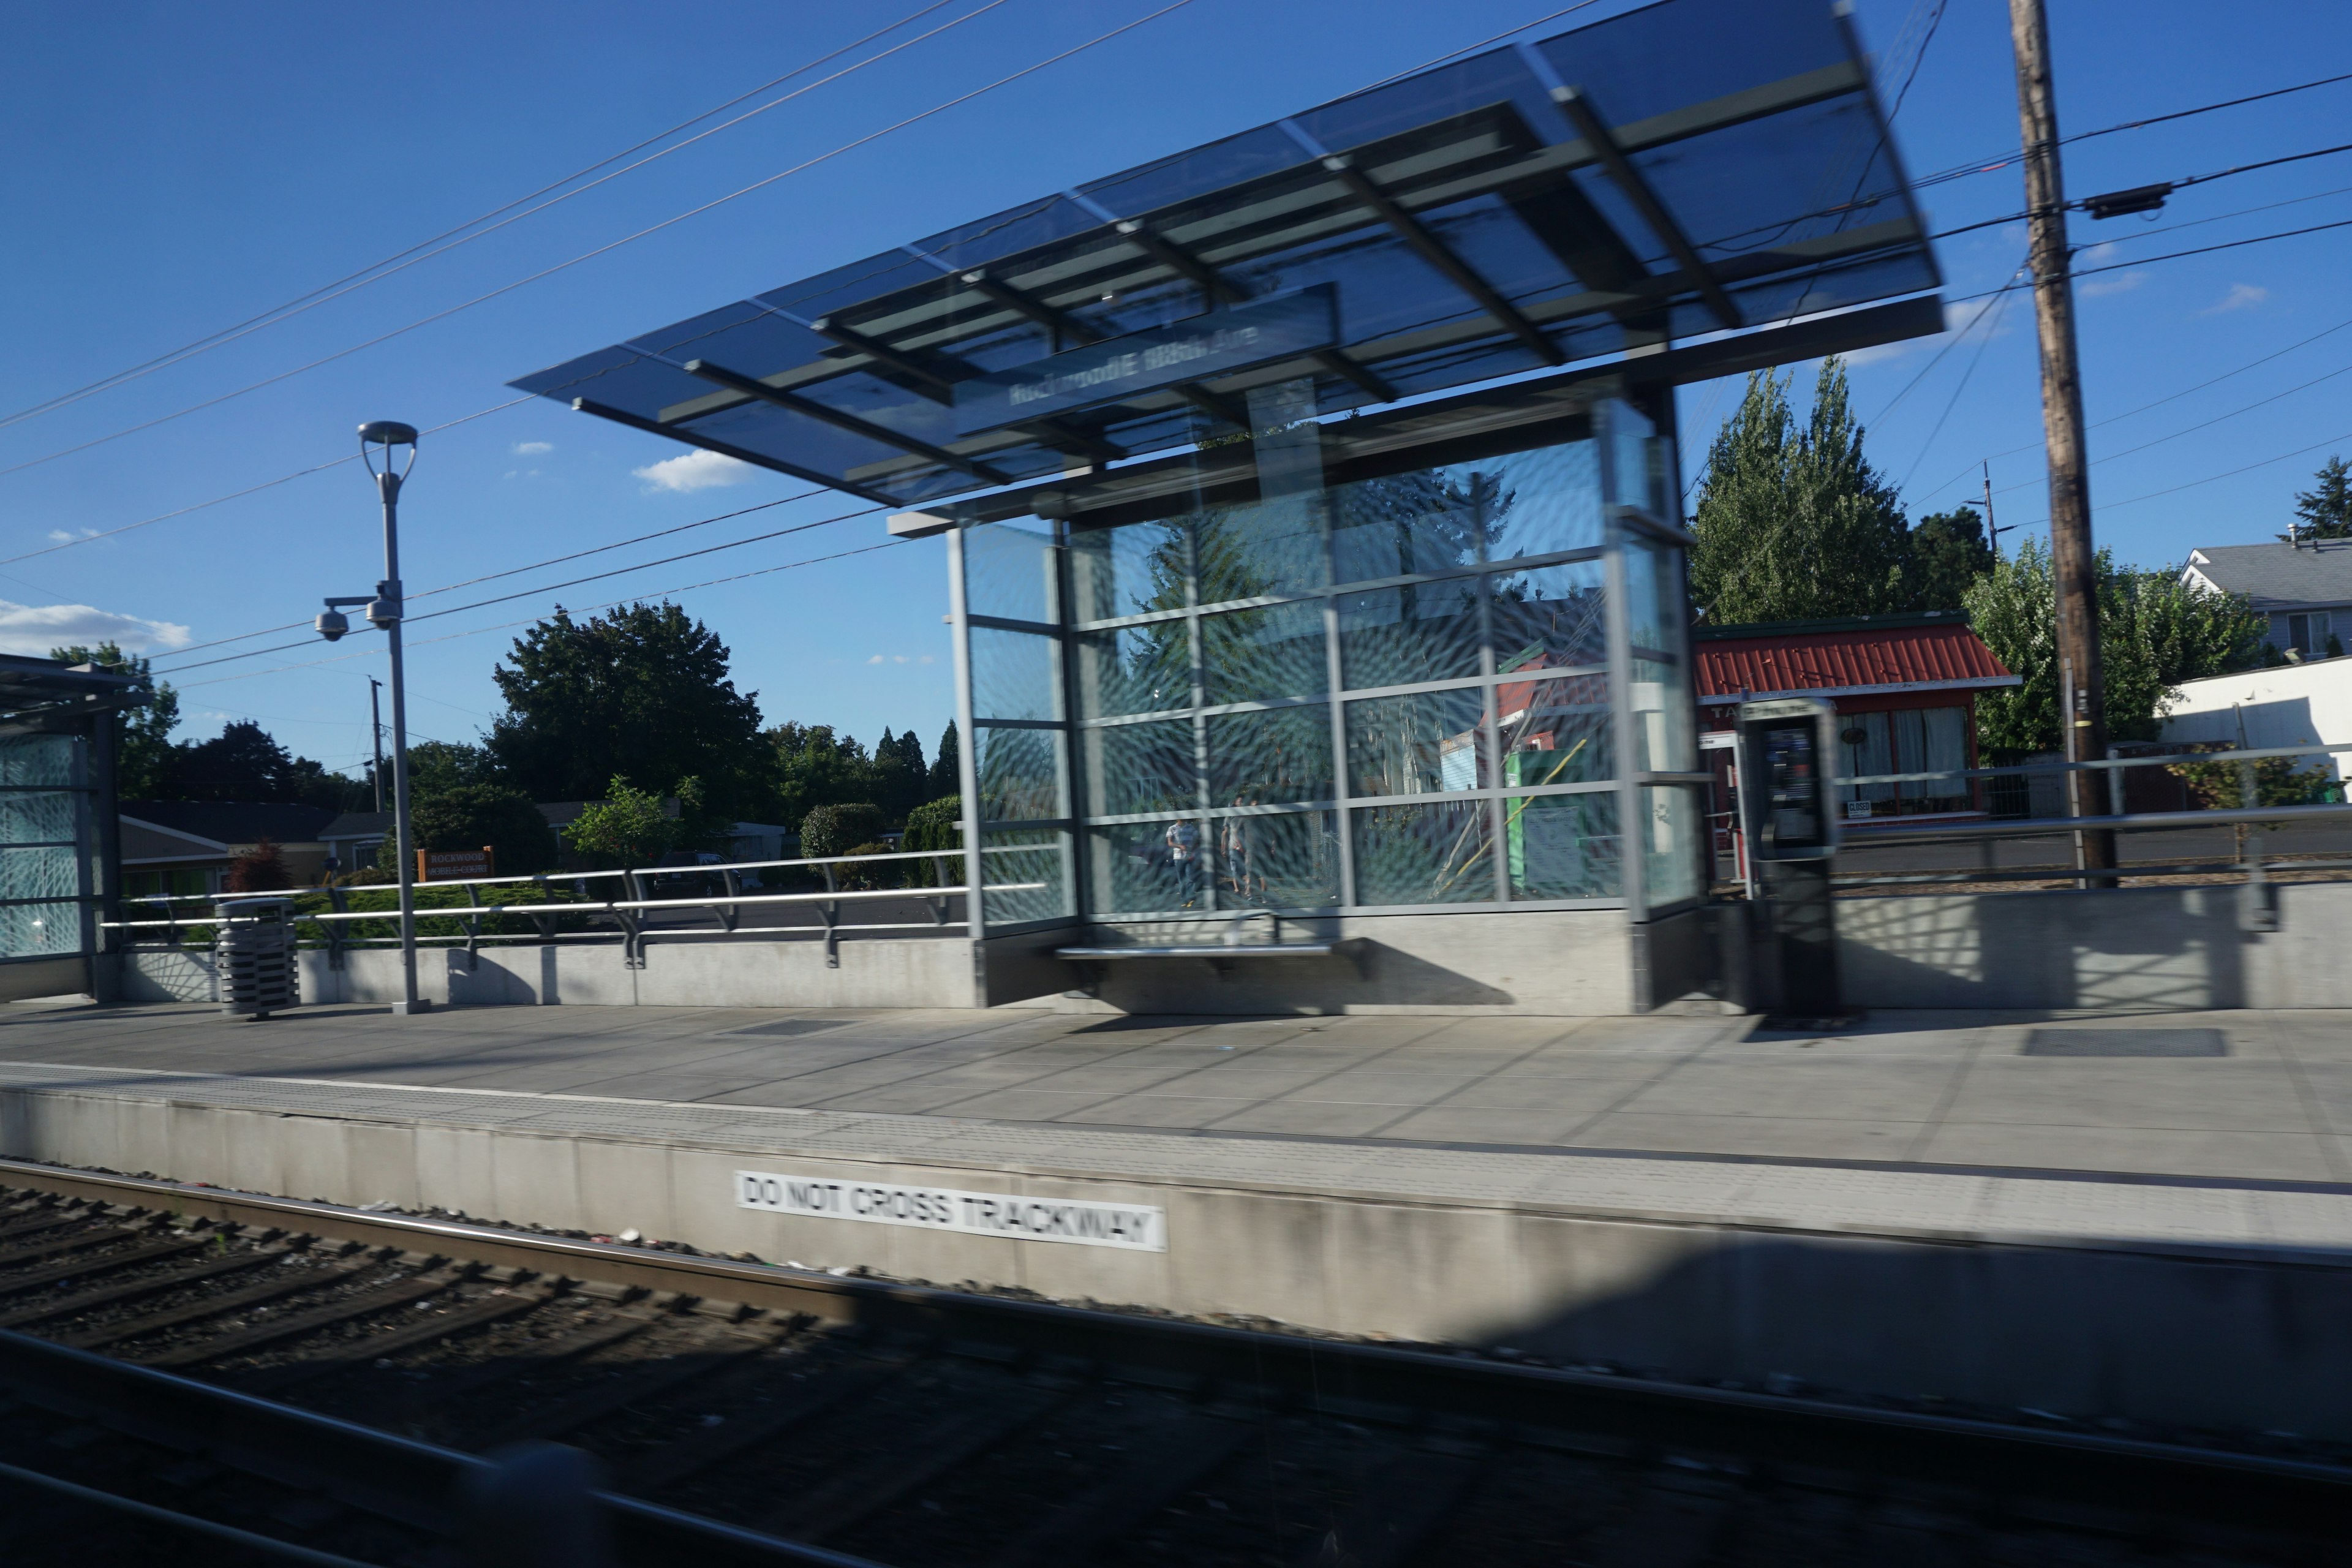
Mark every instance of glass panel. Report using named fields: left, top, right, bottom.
left=1074, top=622, right=1193, bottom=718
left=1500, top=674, right=1613, bottom=782
left=0, top=791, right=76, bottom=846
left=1200, top=601, right=1326, bottom=706
left=1483, top=442, right=1604, bottom=563
left=974, top=727, right=1062, bottom=824
left=1194, top=497, right=1327, bottom=604
left=0, top=735, right=74, bottom=788
left=1632, top=657, right=1694, bottom=774
left=0, top=846, right=80, bottom=903
left=963, top=521, right=1057, bottom=624
left=1345, top=689, right=1490, bottom=797
left=1622, top=537, right=1684, bottom=655
left=1214, top=809, right=1340, bottom=909
left=1838, top=711, right=1894, bottom=815
left=1336, top=578, right=1484, bottom=690
left=1605, top=399, right=1658, bottom=514
left=981, top=832, right=1068, bottom=925
left=1330, top=469, right=1491, bottom=584
left=1642, top=786, right=1703, bottom=908
left=1069, top=520, right=1188, bottom=623
left=1352, top=800, right=1494, bottom=906
left=1080, top=722, right=1196, bottom=818
left=1507, top=791, right=1623, bottom=899
left=1490, top=560, right=1607, bottom=673
left=0, top=900, right=78, bottom=957
left=969, top=628, right=1056, bottom=722
left=1906, top=706, right=1972, bottom=809
left=1085, top=820, right=1208, bottom=914
left=1206, top=706, right=1333, bottom=807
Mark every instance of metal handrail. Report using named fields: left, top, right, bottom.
left=101, top=881, right=1046, bottom=933
left=1833, top=802, right=2352, bottom=847
left=1841, top=742, right=2345, bottom=789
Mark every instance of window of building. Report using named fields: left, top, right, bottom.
left=2286, top=611, right=2331, bottom=655
left=1836, top=706, right=1971, bottom=818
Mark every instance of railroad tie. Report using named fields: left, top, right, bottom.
left=990, top=1409, right=1258, bottom=1568
left=137, top=1270, right=462, bottom=1370
left=466, top=1323, right=792, bottom=1449
left=55, top=1259, right=371, bottom=1351
left=760, top=1380, right=1070, bottom=1543
left=392, top=1308, right=660, bottom=1420
left=0, top=1235, right=217, bottom=1317
left=1287, top=1447, right=1490, bottom=1568
left=0, top=1227, right=140, bottom=1272
left=235, top=1284, right=562, bottom=1396
left=624, top=1360, right=899, bottom=1494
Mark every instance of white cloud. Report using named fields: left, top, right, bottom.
left=511, top=440, right=553, bottom=456
left=2079, top=270, right=2147, bottom=299
left=2198, top=282, right=2268, bottom=315
left=43, top=527, right=99, bottom=544
left=634, top=449, right=751, bottom=492
left=867, top=654, right=886, bottom=664
left=0, top=600, right=190, bottom=655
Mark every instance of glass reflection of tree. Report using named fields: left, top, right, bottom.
left=1493, top=576, right=1609, bottom=778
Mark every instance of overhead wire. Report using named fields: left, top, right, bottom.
left=0, top=0, right=979, bottom=435
left=0, top=0, right=1199, bottom=484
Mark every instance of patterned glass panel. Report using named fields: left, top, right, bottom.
left=0, top=735, right=74, bottom=788
left=1199, top=601, right=1326, bottom=705
left=0, top=901, right=78, bottom=957
left=981, top=832, right=1069, bottom=924
left=969, top=628, right=1055, bottom=721
left=1506, top=792, right=1622, bottom=899
left=1329, top=469, right=1490, bottom=584
left=1194, top=496, right=1327, bottom=605
left=1482, top=441, right=1604, bottom=563
left=974, top=727, right=1061, bottom=823
left=1206, top=706, right=1333, bottom=807
left=1081, top=722, right=1196, bottom=818
left=1069, top=520, right=1188, bottom=622
left=0, top=846, right=80, bottom=903
left=1074, top=621, right=1193, bottom=717
left=1214, top=809, right=1340, bottom=908
left=1606, top=399, right=1658, bottom=514
left=1352, top=799, right=1494, bottom=906
left=1085, top=820, right=1210, bottom=913
left=1344, top=688, right=1490, bottom=797
left=1499, top=671, right=1612, bottom=782
left=1623, top=536, right=1684, bottom=655
left=0, top=791, right=75, bottom=846
left=963, top=521, right=1057, bottom=623
left=1642, top=786, right=1704, bottom=907
left=1632, top=657, right=1694, bottom=773
left=1336, top=577, right=1483, bottom=690
left=1489, top=561, right=1606, bottom=672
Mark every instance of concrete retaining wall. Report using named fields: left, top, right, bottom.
left=4, top=1076, right=2348, bottom=1441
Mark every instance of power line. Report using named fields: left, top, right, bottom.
left=1930, top=141, right=2352, bottom=239
left=2005, top=425, right=2352, bottom=536
left=1896, top=279, right=2013, bottom=491
left=0, top=396, right=529, bottom=569
left=1349, top=1, right=1605, bottom=94
left=1869, top=257, right=2027, bottom=422
left=0, top=1, right=982, bottom=435
left=0, top=0, right=1199, bottom=484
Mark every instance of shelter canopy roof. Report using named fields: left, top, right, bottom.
left=511, top=0, right=1939, bottom=508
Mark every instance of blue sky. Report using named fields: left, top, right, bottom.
left=2, top=0, right=2348, bottom=781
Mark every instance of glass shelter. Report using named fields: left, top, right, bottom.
left=0, top=655, right=147, bottom=1002
left=949, top=389, right=1704, bottom=940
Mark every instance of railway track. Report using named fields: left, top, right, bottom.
left=0, top=1155, right=2339, bottom=1566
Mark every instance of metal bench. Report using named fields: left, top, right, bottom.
left=1055, top=916, right=1366, bottom=983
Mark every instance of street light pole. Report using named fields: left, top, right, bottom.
left=368, top=677, right=385, bottom=814
left=318, top=421, right=429, bottom=1014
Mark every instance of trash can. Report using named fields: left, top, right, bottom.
left=215, top=897, right=300, bottom=1020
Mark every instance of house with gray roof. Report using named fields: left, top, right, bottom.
left=2181, top=540, right=2352, bottom=657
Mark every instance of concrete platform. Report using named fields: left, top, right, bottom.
left=2, top=1000, right=2350, bottom=1439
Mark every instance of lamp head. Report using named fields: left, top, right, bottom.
left=315, top=606, right=350, bottom=643
left=358, top=420, right=419, bottom=481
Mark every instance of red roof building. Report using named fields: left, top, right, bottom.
left=1694, top=611, right=2019, bottom=830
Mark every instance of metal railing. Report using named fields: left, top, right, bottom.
left=107, top=845, right=1048, bottom=969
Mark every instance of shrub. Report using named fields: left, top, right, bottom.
left=375, top=781, right=560, bottom=878
left=900, top=795, right=962, bottom=888
left=2167, top=755, right=2329, bottom=811
left=564, top=776, right=679, bottom=869
left=835, top=842, right=895, bottom=891
left=224, top=837, right=292, bottom=892
left=800, top=802, right=885, bottom=859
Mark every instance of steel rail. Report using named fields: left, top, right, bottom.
left=0, top=1158, right=2343, bottom=1544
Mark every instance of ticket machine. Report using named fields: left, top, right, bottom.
left=1733, top=698, right=1849, bottom=1023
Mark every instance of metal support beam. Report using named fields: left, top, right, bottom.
left=680, top=358, right=1010, bottom=485
left=1552, top=86, right=1742, bottom=331
left=807, top=315, right=1126, bottom=463
left=571, top=398, right=900, bottom=507
left=1321, top=154, right=1565, bottom=366
left=960, top=268, right=1102, bottom=349
left=1115, top=220, right=1400, bottom=402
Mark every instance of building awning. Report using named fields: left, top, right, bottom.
left=1695, top=613, right=2018, bottom=706
left=511, top=0, right=1939, bottom=509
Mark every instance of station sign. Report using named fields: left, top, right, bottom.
left=418, top=846, right=494, bottom=882
left=952, top=284, right=1338, bottom=437
left=736, top=1169, right=1166, bottom=1251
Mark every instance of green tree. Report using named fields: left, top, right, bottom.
left=50, top=641, right=178, bottom=799
left=168, top=720, right=360, bottom=809
left=1689, top=358, right=1913, bottom=624
left=1907, top=506, right=1996, bottom=612
left=2287, top=454, right=2352, bottom=541
left=870, top=728, right=929, bottom=824
left=560, top=775, right=682, bottom=869
left=375, top=781, right=559, bottom=877
left=800, top=802, right=886, bottom=858
left=488, top=605, right=766, bottom=818
left=1966, top=539, right=2268, bottom=752
left=771, top=722, right=876, bottom=830
left=928, top=722, right=960, bottom=797
left=900, top=793, right=963, bottom=888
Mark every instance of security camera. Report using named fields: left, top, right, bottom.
left=315, top=607, right=350, bottom=642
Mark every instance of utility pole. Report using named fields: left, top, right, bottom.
left=1981, top=462, right=2008, bottom=559
left=368, top=677, right=386, bottom=814
left=2007, top=0, right=2114, bottom=875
